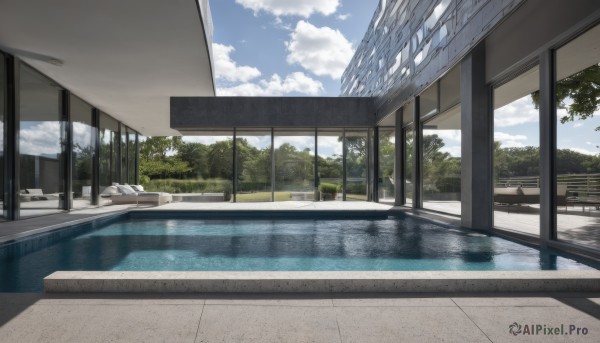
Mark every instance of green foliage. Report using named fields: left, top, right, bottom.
left=532, top=64, right=600, bottom=130
left=319, top=182, right=338, bottom=195
left=143, top=178, right=232, bottom=194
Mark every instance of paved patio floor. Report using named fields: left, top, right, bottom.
left=0, top=292, right=599, bottom=342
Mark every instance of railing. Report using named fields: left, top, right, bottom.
left=496, top=173, right=600, bottom=199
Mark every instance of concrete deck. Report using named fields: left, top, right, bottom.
left=0, top=292, right=599, bottom=342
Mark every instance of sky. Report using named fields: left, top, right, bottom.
left=209, top=0, right=380, bottom=97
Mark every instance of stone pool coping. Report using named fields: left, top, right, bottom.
left=44, top=270, right=600, bottom=293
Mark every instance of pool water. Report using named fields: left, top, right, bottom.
left=1, top=216, right=597, bottom=292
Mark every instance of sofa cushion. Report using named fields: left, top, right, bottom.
left=101, top=185, right=120, bottom=195
left=117, top=184, right=137, bottom=195
left=494, top=187, right=521, bottom=195
left=520, top=187, right=540, bottom=196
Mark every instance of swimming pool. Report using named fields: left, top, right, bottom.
left=1, top=212, right=598, bottom=292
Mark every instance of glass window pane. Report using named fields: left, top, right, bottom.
left=378, top=128, right=395, bottom=203
left=274, top=130, right=315, bottom=201
left=555, top=25, right=600, bottom=249
left=19, top=65, right=65, bottom=217
left=99, top=112, right=119, bottom=206
left=173, top=134, right=233, bottom=202
left=236, top=130, right=272, bottom=202
left=404, top=127, right=414, bottom=205
left=345, top=130, right=368, bottom=201
left=128, top=130, right=136, bottom=184
left=318, top=129, right=343, bottom=201
left=493, top=66, right=540, bottom=236
left=422, top=105, right=461, bottom=216
left=120, top=124, right=127, bottom=183
left=70, top=95, right=94, bottom=209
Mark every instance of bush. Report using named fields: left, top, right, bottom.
left=319, top=182, right=338, bottom=196
left=142, top=178, right=232, bottom=194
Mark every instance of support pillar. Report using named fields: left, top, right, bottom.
left=394, top=108, right=405, bottom=206
left=460, top=42, right=492, bottom=229
left=539, top=50, right=556, bottom=244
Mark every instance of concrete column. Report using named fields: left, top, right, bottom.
left=372, top=127, right=379, bottom=202
left=539, top=50, right=557, bottom=243
left=460, top=42, right=493, bottom=229
left=394, top=108, right=404, bottom=206
left=412, top=99, right=421, bottom=209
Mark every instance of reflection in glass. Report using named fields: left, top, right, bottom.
left=345, top=130, right=368, bottom=201
left=178, top=134, right=233, bottom=201
left=274, top=130, right=315, bottom=201
left=378, top=128, right=395, bottom=203
left=422, top=106, right=461, bottom=216
left=120, top=124, right=127, bottom=183
left=555, top=25, right=600, bottom=249
left=235, top=131, right=272, bottom=202
left=128, top=130, right=136, bottom=184
left=99, top=113, right=119, bottom=206
left=18, top=65, right=65, bottom=217
left=70, top=95, right=94, bottom=209
left=493, top=66, right=540, bottom=236
left=317, top=130, right=342, bottom=201
left=404, top=128, right=414, bottom=206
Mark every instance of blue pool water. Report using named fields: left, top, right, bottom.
left=0, top=214, right=597, bottom=292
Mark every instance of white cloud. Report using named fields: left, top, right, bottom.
left=235, top=0, right=339, bottom=17
left=440, top=145, right=461, bottom=157
left=434, top=130, right=462, bottom=143
left=337, top=13, right=351, bottom=21
left=20, top=121, right=61, bottom=156
left=286, top=21, right=354, bottom=80
left=217, top=72, right=323, bottom=96
left=212, top=43, right=261, bottom=83
left=494, top=131, right=528, bottom=148
left=570, top=147, right=598, bottom=156
left=494, top=97, right=539, bottom=128
left=317, top=136, right=343, bottom=156
left=573, top=122, right=584, bottom=128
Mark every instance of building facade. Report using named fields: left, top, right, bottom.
left=341, top=0, right=600, bottom=255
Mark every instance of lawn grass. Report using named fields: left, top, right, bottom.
left=236, top=192, right=292, bottom=202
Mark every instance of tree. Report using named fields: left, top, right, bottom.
left=532, top=64, right=600, bottom=130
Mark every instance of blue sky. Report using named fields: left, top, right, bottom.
left=209, top=0, right=379, bottom=96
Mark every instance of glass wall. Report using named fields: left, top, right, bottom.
left=0, top=54, right=5, bottom=219
left=235, top=130, right=272, bottom=202
left=128, top=129, right=136, bottom=184
left=422, top=105, right=461, bottom=215
left=345, top=130, right=369, bottom=201
left=493, top=66, right=540, bottom=235
left=99, top=112, right=119, bottom=206
left=403, top=103, right=414, bottom=206
left=120, top=124, right=128, bottom=183
left=555, top=25, right=600, bottom=249
left=274, top=130, right=315, bottom=201
left=317, top=129, right=343, bottom=201
left=70, top=95, right=95, bottom=209
left=18, top=64, right=65, bottom=218
left=180, top=134, right=233, bottom=201
left=378, top=128, right=395, bottom=202
left=404, top=128, right=414, bottom=206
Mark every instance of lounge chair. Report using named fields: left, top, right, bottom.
left=101, top=184, right=172, bottom=206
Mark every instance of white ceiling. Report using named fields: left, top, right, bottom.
left=0, top=0, right=215, bottom=136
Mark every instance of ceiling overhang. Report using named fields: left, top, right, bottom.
left=0, top=0, right=215, bottom=136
